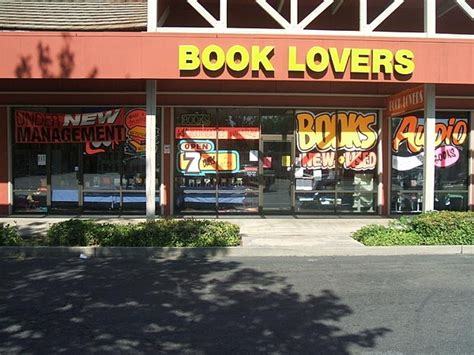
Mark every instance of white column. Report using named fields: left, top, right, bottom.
left=469, top=111, right=474, bottom=211
left=7, top=106, right=12, bottom=215
left=377, top=110, right=384, bottom=215
left=146, top=80, right=157, bottom=220
left=424, top=0, right=436, bottom=36
left=422, top=84, right=436, bottom=211
left=148, top=0, right=158, bottom=32
left=160, top=107, right=165, bottom=216
left=169, top=107, right=175, bottom=216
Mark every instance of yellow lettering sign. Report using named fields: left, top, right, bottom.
left=251, top=46, right=275, bottom=72
left=179, top=45, right=415, bottom=77
left=288, top=46, right=305, bottom=72
left=179, top=45, right=200, bottom=71
left=296, top=111, right=378, bottom=153
left=201, top=45, right=226, bottom=72
left=306, top=47, right=330, bottom=73
left=394, top=49, right=415, bottom=75
left=351, top=48, right=371, bottom=74
left=226, top=45, right=250, bottom=72
left=329, top=47, right=351, bottom=73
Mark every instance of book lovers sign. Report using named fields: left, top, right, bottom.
left=179, top=44, right=415, bottom=79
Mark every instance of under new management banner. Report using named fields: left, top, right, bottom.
left=15, top=108, right=147, bottom=155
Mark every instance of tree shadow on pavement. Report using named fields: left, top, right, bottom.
left=0, top=256, right=391, bottom=354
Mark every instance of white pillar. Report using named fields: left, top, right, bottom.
left=424, top=0, right=436, bottom=35
left=7, top=106, right=13, bottom=215
left=377, top=110, right=384, bottom=215
left=422, top=84, right=436, bottom=211
left=147, top=0, right=158, bottom=32
left=469, top=111, right=474, bottom=211
left=146, top=80, right=157, bottom=220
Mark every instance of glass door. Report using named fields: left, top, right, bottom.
left=51, top=144, right=81, bottom=213
left=260, top=139, right=293, bottom=212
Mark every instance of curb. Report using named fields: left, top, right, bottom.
left=0, top=245, right=472, bottom=258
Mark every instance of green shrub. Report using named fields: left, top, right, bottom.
left=0, top=223, right=21, bottom=246
left=352, top=224, right=422, bottom=246
left=46, top=218, right=241, bottom=247
left=186, top=220, right=241, bottom=247
left=407, top=211, right=474, bottom=245
left=352, top=211, right=474, bottom=246
left=47, top=219, right=98, bottom=246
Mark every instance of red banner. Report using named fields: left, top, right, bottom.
left=175, top=127, right=260, bottom=140
left=15, top=109, right=129, bottom=144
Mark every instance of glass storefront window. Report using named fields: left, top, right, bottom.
left=83, top=146, right=122, bottom=212
left=295, top=110, right=378, bottom=213
left=13, top=107, right=160, bottom=214
left=174, top=107, right=379, bottom=215
left=174, top=108, right=260, bottom=214
left=12, top=143, right=48, bottom=213
left=261, top=109, right=294, bottom=135
left=50, top=144, right=81, bottom=213
left=174, top=108, right=218, bottom=213
left=435, top=113, right=469, bottom=191
left=217, top=109, right=259, bottom=213
left=390, top=112, right=469, bottom=213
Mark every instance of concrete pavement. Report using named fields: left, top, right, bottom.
left=222, top=216, right=390, bottom=247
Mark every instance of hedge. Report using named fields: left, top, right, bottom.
left=0, top=223, right=21, bottom=246
left=46, top=219, right=241, bottom=247
left=352, top=211, right=474, bottom=246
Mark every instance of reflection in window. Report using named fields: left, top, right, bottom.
left=295, top=110, right=378, bottom=213
left=261, top=109, right=294, bottom=135
left=175, top=108, right=218, bottom=214
left=13, top=143, right=48, bottom=213
left=390, top=112, right=469, bottom=213
left=12, top=107, right=161, bottom=214
left=174, top=108, right=260, bottom=213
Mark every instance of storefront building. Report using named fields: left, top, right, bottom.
left=0, top=0, right=473, bottom=218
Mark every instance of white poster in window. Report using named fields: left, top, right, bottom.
left=313, top=170, right=322, bottom=181
left=392, top=153, right=423, bottom=171
left=294, top=168, right=304, bottom=178
left=249, top=150, right=258, bottom=162
left=296, top=179, right=313, bottom=191
left=37, top=154, right=46, bottom=166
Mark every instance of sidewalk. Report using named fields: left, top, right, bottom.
left=222, top=216, right=391, bottom=247
left=0, top=215, right=391, bottom=248
left=1, top=216, right=471, bottom=258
